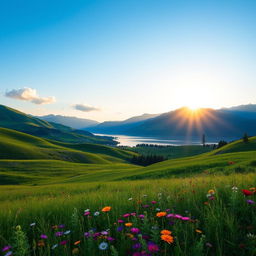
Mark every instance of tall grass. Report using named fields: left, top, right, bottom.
left=0, top=174, right=255, bottom=255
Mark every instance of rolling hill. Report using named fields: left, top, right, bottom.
left=0, top=127, right=137, bottom=164
left=0, top=105, right=116, bottom=145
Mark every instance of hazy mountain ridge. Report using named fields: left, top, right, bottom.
left=38, top=114, right=99, bottom=129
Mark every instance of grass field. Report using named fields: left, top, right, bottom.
left=0, top=134, right=256, bottom=255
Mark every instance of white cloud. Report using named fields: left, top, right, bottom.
left=5, top=87, right=56, bottom=105
left=73, top=104, right=100, bottom=112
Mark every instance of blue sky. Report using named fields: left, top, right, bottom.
left=0, top=0, right=256, bottom=121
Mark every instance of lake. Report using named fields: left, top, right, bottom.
left=96, top=134, right=219, bottom=147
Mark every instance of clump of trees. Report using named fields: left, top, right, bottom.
left=131, top=155, right=167, bottom=166
left=217, top=140, right=228, bottom=149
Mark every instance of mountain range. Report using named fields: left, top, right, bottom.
left=86, top=104, right=256, bottom=140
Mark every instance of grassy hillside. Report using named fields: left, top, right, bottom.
left=0, top=128, right=137, bottom=165
left=0, top=104, right=116, bottom=145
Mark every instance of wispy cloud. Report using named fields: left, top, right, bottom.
left=73, top=103, right=100, bottom=112
left=5, top=87, right=56, bottom=105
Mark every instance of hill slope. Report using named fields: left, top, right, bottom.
left=0, top=105, right=116, bottom=145
left=0, top=128, right=136, bottom=164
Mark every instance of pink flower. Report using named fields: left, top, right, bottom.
left=151, top=201, right=157, bottom=204
left=118, top=219, right=124, bottom=223
left=148, top=242, right=159, bottom=252
left=130, top=228, right=140, bottom=234
left=83, top=211, right=90, bottom=216
left=181, top=217, right=190, bottom=221
left=123, top=213, right=130, bottom=218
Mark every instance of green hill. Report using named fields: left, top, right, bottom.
left=0, top=105, right=116, bottom=145
left=0, top=128, right=137, bottom=164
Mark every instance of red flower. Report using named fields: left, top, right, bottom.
left=242, top=189, right=254, bottom=196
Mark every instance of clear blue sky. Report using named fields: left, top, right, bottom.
left=0, top=0, right=256, bottom=121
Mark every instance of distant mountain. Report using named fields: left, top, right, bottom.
left=0, top=105, right=116, bottom=145
left=89, top=104, right=256, bottom=140
left=38, top=114, right=99, bottom=129
left=126, top=107, right=256, bottom=139
left=87, top=113, right=160, bottom=134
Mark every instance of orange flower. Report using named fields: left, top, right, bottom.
left=126, top=233, right=134, bottom=239
left=196, top=229, right=203, bottom=233
left=125, top=222, right=133, bottom=227
left=161, top=235, right=174, bottom=244
left=156, top=212, right=167, bottom=217
left=37, top=240, right=45, bottom=247
left=102, top=206, right=111, bottom=212
left=161, top=229, right=172, bottom=235
left=74, top=240, right=81, bottom=245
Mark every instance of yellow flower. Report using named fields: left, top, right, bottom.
left=125, top=222, right=133, bottom=227
left=161, top=234, right=174, bottom=244
left=161, top=229, right=172, bottom=235
left=102, top=206, right=111, bottom=212
left=126, top=233, right=134, bottom=239
left=156, top=211, right=167, bottom=217
left=208, top=189, right=215, bottom=194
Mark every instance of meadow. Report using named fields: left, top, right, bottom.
left=0, top=174, right=255, bottom=256
left=0, top=131, right=256, bottom=255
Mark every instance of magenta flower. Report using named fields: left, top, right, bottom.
left=2, top=246, right=11, bottom=252
left=55, top=231, right=64, bottom=237
left=84, top=211, right=90, bottom=216
left=130, top=228, right=140, bottom=234
left=60, top=240, right=68, bottom=245
left=107, top=237, right=115, bottom=241
left=138, top=214, right=145, bottom=219
left=181, top=217, right=190, bottom=221
left=151, top=201, right=157, bottom=204
left=123, top=213, right=130, bottom=218
left=148, top=242, right=159, bottom=252
left=118, top=219, right=124, bottom=223
left=58, top=224, right=65, bottom=229
left=40, top=234, right=48, bottom=239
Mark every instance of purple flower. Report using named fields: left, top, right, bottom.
left=4, top=252, right=13, bottom=256
left=133, top=243, right=142, bottom=250
left=138, top=214, right=145, bottom=219
left=101, top=231, right=108, bottom=235
left=143, top=205, right=150, bottom=208
left=55, top=231, right=64, bottom=237
left=118, top=219, right=124, bottom=223
left=58, top=224, right=65, bottom=229
left=84, top=232, right=90, bottom=238
left=117, top=226, right=124, bottom=232
left=40, top=234, right=48, bottom=239
left=247, top=199, right=255, bottom=204
left=2, top=246, right=11, bottom=252
left=107, top=236, right=115, bottom=241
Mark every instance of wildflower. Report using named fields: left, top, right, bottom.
left=84, top=209, right=90, bottom=212
left=250, top=187, right=256, bottom=193
left=74, top=241, right=81, bottom=245
left=131, top=212, right=136, bottom=216
left=52, top=225, right=58, bottom=229
left=94, top=211, right=100, bottom=216
left=30, top=223, right=36, bottom=227
left=72, top=248, right=79, bottom=255
left=99, top=242, right=108, bottom=250
left=196, top=229, right=203, bottom=234
left=143, top=204, right=150, bottom=208
left=58, top=224, right=65, bottom=229
left=37, top=240, right=45, bottom=247
left=242, top=189, right=253, bottom=196
left=181, top=217, right=190, bottom=221
left=133, top=243, right=142, bottom=249
left=156, top=212, right=167, bottom=217
left=206, top=242, right=213, bottom=248
left=117, top=226, right=124, bottom=232
left=130, top=228, right=140, bottom=234
left=60, top=240, right=68, bottom=246
left=208, top=189, right=215, bottom=194
left=101, top=231, right=108, bottom=235
left=138, top=214, right=145, bottom=219
left=118, top=219, right=124, bottom=223
left=247, top=233, right=256, bottom=239
left=4, top=252, right=13, bottom=256
left=107, top=236, right=115, bottom=241
left=246, top=199, right=255, bottom=204
left=161, top=235, right=174, bottom=244
left=2, top=246, right=11, bottom=252
left=64, top=230, right=71, bottom=235
left=40, top=234, right=48, bottom=239
left=161, top=230, right=172, bottom=235
left=51, top=244, right=58, bottom=250
left=128, top=197, right=133, bottom=201
left=151, top=201, right=157, bottom=204
left=125, top=222, right=133, bottom=227
left=84, top=211, right=90, bottom=216
left=156, top=208, right=161, bottom=211
left=102, top=206, right=111, bottom=212
left=55, top=231, right=64, bottom=237
left=123, top=213, right=130, bottom=218
left=148, top=242, right=159, bottom=252
left=232, top=186, right=238, bottom=192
